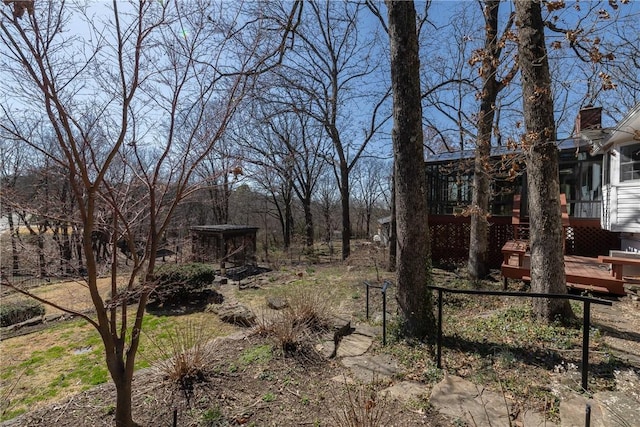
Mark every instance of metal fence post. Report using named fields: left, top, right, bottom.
left=365, top=281, right=370, bottom=320
left=437, top=288, right=443, bottom=369
left=582, top=301, right=591, bottom=391
left=381, top=280, right=391, bottom=346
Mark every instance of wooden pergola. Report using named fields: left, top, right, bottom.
left=190, top=225, right=258, bottom=271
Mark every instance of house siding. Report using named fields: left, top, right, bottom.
left=614, top=186, right=640, bottom=233
left=601, top=184, right=611, bottom=230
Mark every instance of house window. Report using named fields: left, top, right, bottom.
left=620, top=143, right=640, bottom=182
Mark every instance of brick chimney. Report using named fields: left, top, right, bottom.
left=575, top=105, right=602, bottom=136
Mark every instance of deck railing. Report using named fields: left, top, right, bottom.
left=428, top=215, right=620, bottom=269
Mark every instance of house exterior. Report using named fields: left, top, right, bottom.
left=419, top=106, right=622, bottom=268
left=425, top=136, right=604, bottom=220
left=591, top=103, right=640, bottom=252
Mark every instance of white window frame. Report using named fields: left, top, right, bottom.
left=619, top=142, right=640, bottom=182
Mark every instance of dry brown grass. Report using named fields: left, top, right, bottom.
left=2, top=276, right=120, bottom=316
left=0, top=309, right=238, bottom=420
left=143, top=320, right=216, bottom=390
left=330, top=376, right=396, bottom=427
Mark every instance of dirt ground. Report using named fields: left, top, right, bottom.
left=1, top=332, right=453, bottom=427
left=1, top=250, right=639, bottom=427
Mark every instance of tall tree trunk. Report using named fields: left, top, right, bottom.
left=285, top=202, right=292, bottom=249
left=303, top=198, right=314, bottom=247
left=515, top=0, right=573, bottom=322
left=365, top=211, right=371, bottom=239
left=340, top=165, right=351, bottom=260
left=468, top=0, right=501, bottom=281
left=7, top=212, right=20, bottom=273
left=387, top=0, right=435, bottom=339
left=37, top=230, right=46, bottom=278
left=323, top=201, right=332, bottom=245
left=62, top=223, right=72, bottom=274
left=73, top=226, right=84, bottom=273
left=112, top=363, right=139, bottom=427
left=388, top=169, right=397, bottom=272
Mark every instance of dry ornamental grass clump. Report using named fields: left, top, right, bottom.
left=143, top=321, right=215, bottom=394
left=252, top=286, right=333, bottom=357
left=329, top=376, right=395, bottom=427
left=284, top=286, right=332, bottom=332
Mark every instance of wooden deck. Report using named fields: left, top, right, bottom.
left=499, top=193, right=631, bottom=295
left=501, top=249, right=626, bottom=295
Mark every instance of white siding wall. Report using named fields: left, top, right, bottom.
left=601, top=184, right=612, bottom=230
left=605, top=143, right=640, bottom=233
left=614, top=186, right=640, bottom=232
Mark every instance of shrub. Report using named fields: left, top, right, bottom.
left=143, top=321, right=214, bottom=392
left=151, top=263, right=215, bottom=305
left=285, top=286, right=332, bottom=332
left=257, top=310, right=309, bottom=354
left=254, top=287, right=332, bottom=356
left=0, top=299, right=45, bottom=327
left=330, top=376, right=394, bottom=427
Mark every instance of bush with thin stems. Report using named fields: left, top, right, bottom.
left=284, top=286, right=332, bottom=332
left=254, top=286, right=333, bottom=355
left=329, top=376, right=395, bottom=427
left=142, top=321, right=214, bottom=392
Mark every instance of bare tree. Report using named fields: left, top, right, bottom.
left=316, top=171, right=340, bottom=254
left=272, top=0, right=390, bottom=260
left=254, top=159, right=296, bottom=248
left=468, top=0, right=518, bottom=281
left=191, top=136, right=243, bottom=226
left=386, top=0, right=435, bottom=339
left=514, top=0, right=573, bottom=322
left=237, top=84, right=331, bottom=249
left=0, top=2, right=299, bottom=426
left=351, top=157, right=390, bottom=239
left=541, top=1, right=640, bottom=124
left=0, top=137, right=29, bottom=274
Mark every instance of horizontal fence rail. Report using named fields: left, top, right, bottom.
left=427, top=285, right=612, bottom=392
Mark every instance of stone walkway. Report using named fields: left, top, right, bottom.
left=320, top=318, right=640, bottom=427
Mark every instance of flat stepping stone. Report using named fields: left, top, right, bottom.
left=266, top=296, right=287, bottom=310
left=560, top=394, right=605, bottom=427
left=380, top=381, right=426, bottom=402
left=429, top=375, right=514, bottom=427
left=595, top=391, right=640, bottom=426
left=336, top=333, right=373, bottom=357
left=352, top=323, right=381, bottom=338
left=341, top=354, right=400, bottom=383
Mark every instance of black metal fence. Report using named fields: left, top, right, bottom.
left=428, top=285, right=612, bottom=392
left=363, top=280, right=392, bottom=346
